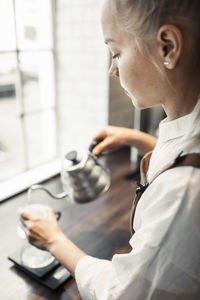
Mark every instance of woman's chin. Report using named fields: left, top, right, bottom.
left=130, top=96, right=143, bottom=109
left=130, top=96, right=152, bottom=110
left=124, top=89, right=154, bottom=109
left=124, top=90, right=139, bottom=106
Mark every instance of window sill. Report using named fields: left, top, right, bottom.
left=0, top=159, right=60, bottom=202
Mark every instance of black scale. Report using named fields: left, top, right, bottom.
left=8, top=246, right=71, bottom=290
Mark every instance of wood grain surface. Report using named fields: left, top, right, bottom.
left=0, top=147, right=138, bottom=300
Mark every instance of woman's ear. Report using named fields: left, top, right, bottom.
left=157, top=25, right=183, bottom=69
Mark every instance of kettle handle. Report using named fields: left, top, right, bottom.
left=88, top=139, right=103, bottom=154
left=28, top=184, right=69, bottom=200
left=88, top=140, right=111, bottom=176
left=88, top=139, right=105, bottom=167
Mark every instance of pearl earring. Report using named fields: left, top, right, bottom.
left=164, top=61, right=170, bottom=66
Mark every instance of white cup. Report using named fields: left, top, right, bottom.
left=18, top=203, right=61, bottom=269
left=18, top=203, right=61, bottom=239
left=21, top=203, right=49, bottom=219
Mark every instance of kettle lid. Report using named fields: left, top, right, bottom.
left=65, top=150, right=80, bottom=165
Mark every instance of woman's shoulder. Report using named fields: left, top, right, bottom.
left=139, top=165, right=200, bottom=216
left=151, top=164, right=200, bottom=195
left=135, top=166, right=200, bottom=241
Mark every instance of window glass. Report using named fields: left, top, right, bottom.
left=0, top=0, right=56, bottom=187
left=20, top=52, right=55, bottom=113
left=15, top=0, right=53, bottom=50
left=0, top=53, right=17, bottom=103
left=0, top=114, right=25, bottom=181
left=24, top=110, right=56, bottom=168
left=0, top=0, right=16, bottom=51
left=0, top=53, right=25, bottom=181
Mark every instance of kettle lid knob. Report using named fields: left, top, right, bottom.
left=65, top=150, right=80, bottom=165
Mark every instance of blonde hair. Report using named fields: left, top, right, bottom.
left=110, top=0, right=200, bottom=38
left=110, top=0, right=200, bottom=71
left=110, top=0, right=200, bottom=148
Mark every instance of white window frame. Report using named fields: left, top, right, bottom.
left=0, top=0, right=60, bottom=202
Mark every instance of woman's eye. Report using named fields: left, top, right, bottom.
left=112, top=53, right=120, bottom=59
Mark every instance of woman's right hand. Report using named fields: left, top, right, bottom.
left=92, top=126, right=134, bottom=155
left=92, top=125, right=157, bottom=156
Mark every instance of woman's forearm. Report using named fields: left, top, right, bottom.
left=92, top=126, right=157, bottom=156
left=49, top=232, right=87, bottom=276
left=123, top=128, right=157, bottom=154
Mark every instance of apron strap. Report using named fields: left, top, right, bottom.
left=130, top=151, right=152, bottom=235
left=130, top=152, right=200, bottom=235
left=139, top=151, right=153, bottom=185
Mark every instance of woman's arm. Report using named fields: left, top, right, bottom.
left=49, top=232, right=86, bottom=276
left=92, top=126, right=157, bottom=156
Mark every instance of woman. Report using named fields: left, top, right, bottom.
left=21, top=0, right=200, bottom=298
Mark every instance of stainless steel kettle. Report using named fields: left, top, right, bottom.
left=28, top=141, right=111, bottom=204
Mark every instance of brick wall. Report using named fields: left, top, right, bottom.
left=55, top=0, right=133, bottom=157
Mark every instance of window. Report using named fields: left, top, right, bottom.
left=0, top=0, right=58, bottom=201
left=0, top=0, right=112, bottom=201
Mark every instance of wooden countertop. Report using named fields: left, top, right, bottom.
left=0, top=147, right=138, bottom=300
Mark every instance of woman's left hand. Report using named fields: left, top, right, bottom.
left=20, top=207, right=62, bottom=251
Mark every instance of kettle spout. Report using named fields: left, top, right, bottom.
left=29, top=184, right=69, bottom=200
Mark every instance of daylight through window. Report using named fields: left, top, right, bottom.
left=0, top=0, right=57, bottom=184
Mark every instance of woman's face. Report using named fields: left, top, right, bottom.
left=101, top=1, right=166, bottom=109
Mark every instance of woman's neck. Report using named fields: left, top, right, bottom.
left=162, top=93, right=199, bottom=121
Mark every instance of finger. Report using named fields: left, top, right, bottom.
left=26, top=229, right=41, bottom=240
left=25, top=227, right=49, bottom=250
left=23, top=220, right=35, bottom=230
left=20, top=210, right=36, bottom=221
left=26, top=231, right=45, bottom=248
left=47, top=207, right=57, bottom=220
left=93, top=137, right=117, bottom=155
left=28, top=238, right=47, bottom=250
left=93, top=129, right=107, bottom=141
left=23, top=221, right=43, bottom=241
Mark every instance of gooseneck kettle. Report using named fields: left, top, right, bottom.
left=28, top=140, right=111, bottom=204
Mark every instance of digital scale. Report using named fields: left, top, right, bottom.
left=8, top=245, right=71, bottom=290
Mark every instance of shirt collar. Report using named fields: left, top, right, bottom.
left=158, top=99, right=200, bottom=142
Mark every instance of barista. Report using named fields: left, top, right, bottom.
left=21, top=0, right=200, bottom=299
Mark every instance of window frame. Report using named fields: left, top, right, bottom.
left=0, top=0, right=59, bottom=201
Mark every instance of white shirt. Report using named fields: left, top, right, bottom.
left=75, top=100, right=200, bottom=300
